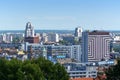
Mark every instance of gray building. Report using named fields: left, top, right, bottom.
left=63, top=62, right=97, bottom=79
left=82, top=31, right=89, bottom=62
left=24, top=43, right=82, bottom=62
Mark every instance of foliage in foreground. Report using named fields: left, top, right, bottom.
left=105, top=59, right=120, bottom=80
left=0, top=57, right=69, bottom=80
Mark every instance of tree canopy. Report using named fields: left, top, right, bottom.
left=0, top=57, right=69, bottom=80
left=105, top=59, right=120, bottom=80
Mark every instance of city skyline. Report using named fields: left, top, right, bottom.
left=0, top=0, right=120, bottom=30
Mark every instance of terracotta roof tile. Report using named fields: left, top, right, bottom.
left=70, top=78, right=94, bottom=80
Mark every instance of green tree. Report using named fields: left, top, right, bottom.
left=59, top=40, right=68, bottom=45
left=21, top=62, right=44, bottom=80
left=0, top=57, right=69, bottom=80
left=54, top=63, right=69, bottom=80
left=113, top=47, right=120, bottom=53
left=6, top=59, right=22, bottom=80
left=12, top=37, right=21, bottom=43
left=106, top=59, right=120, bottom=80
left=32, top=57, right=69, bottom=80
left=0, top=58, right=8, bottom=80
left=0, top=58, right=44, bottom=80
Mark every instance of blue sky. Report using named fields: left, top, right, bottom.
left=0, top=0, right=120, bottom=30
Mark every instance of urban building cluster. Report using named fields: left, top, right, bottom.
left=0, top=22, right=120, bottom=79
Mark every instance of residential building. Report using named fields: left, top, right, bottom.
left=75, top=27, right=83, bottom=38
left=6, top=33, right=13, bottom=43
left=82, top=30, right=112, bottom=62
left=82, top=31, right=89, bottom=62
left=47, top=33, right=59, bottom=43
left=0, top=33, right=6, bottom=43
left=24, top=43, right=82, bottom=62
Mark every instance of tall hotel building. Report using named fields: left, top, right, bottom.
left=82, top=30, right=112, bottom=62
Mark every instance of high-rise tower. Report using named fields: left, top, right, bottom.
left=24, top=22, right=39, bottom=43
left=82, top=30, right=112, bottom=62
left=25, top=22, right=34, bottom=37
left=75, top=27, right=82, bottom=37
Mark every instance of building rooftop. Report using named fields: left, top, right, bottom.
left=70, top=78, right=94, bottom=80
left=89, top=30, right=109, bottom=35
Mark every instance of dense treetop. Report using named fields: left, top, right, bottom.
left=0, top=57, right=69, bottom=80
left=105, top=59, right=120, bottom=80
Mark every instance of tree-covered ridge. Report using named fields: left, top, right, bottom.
left=0, top=57, right=69, bottom=80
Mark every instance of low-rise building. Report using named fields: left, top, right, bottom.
left=63, top=62, right=97, bottom=79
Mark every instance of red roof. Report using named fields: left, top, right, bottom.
left=70, top=78, right=94, bottom=80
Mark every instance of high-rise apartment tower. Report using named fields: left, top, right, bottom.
left=82, top=30, right=112, bottom=62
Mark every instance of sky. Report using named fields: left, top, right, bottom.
left=0, top=0, right=120, bottom=30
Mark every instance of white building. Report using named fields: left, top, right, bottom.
left=75, top=27, right=83, bottom=37
left=47, top=33, right=59, bottom=42
left=25, top=22, right=34, bottom=37
left=113, top=36, right=120, bottom=41
left=0, top=34, right=6, bottom=42
left=0, top=33, right=12, bottom=43
left=6, top=33, right=13, bottom=43
left=40, top=33, right=48, bottom=43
